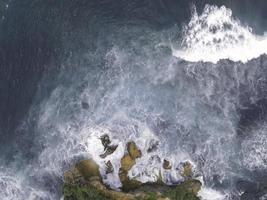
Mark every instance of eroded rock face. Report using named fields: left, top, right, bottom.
left=120, top=155, right=136, bottom=172
left=127, top=142, right=142, bottom=159
left=64, top=159, right=136, bottom=200
left=119, top=141, right=143, bottom=191
left=75, top=159, right=101, bottom=180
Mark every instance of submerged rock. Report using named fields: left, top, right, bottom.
left=81, top=101, right=89, bottom=109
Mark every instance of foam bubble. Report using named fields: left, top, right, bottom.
left=173, top=5, right=267, bottom=63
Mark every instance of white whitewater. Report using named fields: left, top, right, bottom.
left=198, top=187, right=227, bottom=200
left=173, top=5, right=267, bottom=63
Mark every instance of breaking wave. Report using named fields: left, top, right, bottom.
left=173, top=5, right=267, bottom=63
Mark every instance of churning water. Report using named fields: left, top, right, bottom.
left=173, top=5, right=267, bottom=63
left=0, top=2, right=267, bottom=200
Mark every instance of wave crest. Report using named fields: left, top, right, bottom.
left=173, top=5, right=267, bottom=63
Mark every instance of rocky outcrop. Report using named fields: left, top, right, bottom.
left=119, top=141, right=142, bottom=191
left=100, top=134, right=118, bottom=159
left=63, top=136, right=202, bottom=200
left=181, top=161, right=192, bottom=178
left=163, top=159, right=172, bottom=170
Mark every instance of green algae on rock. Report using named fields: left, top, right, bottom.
left=63, top=184, right=111, bottom=200
left=63, top=178, right=201, bottom=200
left=164, top=180, right=201, bottom=200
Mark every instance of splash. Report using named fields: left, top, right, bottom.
left=173, top=5, right=267, bottom=63
left=0, top=169, right=23, bottom=200
left=241, top=123, right=267, bottom=170
left=0, top=168, right=49, bottom=200
left=198, top=187, right=227, bottom=200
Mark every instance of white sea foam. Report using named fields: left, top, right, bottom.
left=198, top=187, right=227, bottom=200
left=241, top=123, right=267, bottom=170
left=0, top=168, right=49, bottom=200
left=173, top=5, right=267, bottom=63
left=0, top=169, right=23, bottom=200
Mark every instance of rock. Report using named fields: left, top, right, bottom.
left=184, top=179, right=202, bottom=195
left=63, top=141, right=202, bottom=200
left=63, top=184, right=111, bottom=200
left=120, top=155, right=136, bottom=171
left=64, top=179, right=137, bottom=200
left=89, top=179, right=136, bottom=200
left=163, top=159, right=172, bottom=170
left=64, top=166, right=82, bottom=185
left=75, top=159, right=101, bottom=180
left=105, top=160, right=114, bottom=174
left=100, top=134, right=111, bottom=150
left=127, top=141, right=141, bottom=159
left=119, top=142, right=143, bottom=191
left=100, top=134, right=118, bottom=158
left=119, top=171, right=143, bottom=192
left=181, top=161, right=193, bottom=178
left=164, top=179, right=202, bottom=200
left=100, top=145, right=118, bottom=158
left=119, top=155, right=142, bottom=191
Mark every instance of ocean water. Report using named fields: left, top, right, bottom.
left=0, top=1, right=267, bottom=200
